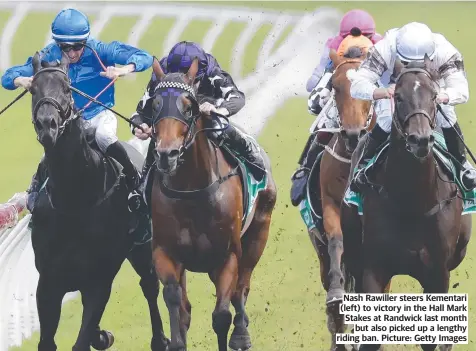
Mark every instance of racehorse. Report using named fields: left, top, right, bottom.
left=306, top=46, right=375, bottom=351
left=147, top=58, right=277, bottom=351
left=341, top=57, right=472, bottom=351
left=28, top=52, right=169, bottom=351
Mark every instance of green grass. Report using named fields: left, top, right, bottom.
left=4, top=2, right=476, bottom=350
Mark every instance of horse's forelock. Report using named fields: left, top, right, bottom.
left=343, top=46, right=365, bottom=59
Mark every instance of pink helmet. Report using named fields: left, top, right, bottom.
left=339, top=9, right=376, bottom=37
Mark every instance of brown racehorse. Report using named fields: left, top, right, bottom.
left=341, top=58, right=472, bottom=351
left=147, top=58, right=277, bottom=351
left=307, top=47, right=376, bottom=351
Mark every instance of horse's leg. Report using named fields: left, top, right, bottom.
left=357, top=266, right=392, bottom=351
left=179, top=270, right=192, bottom=344
left=308, top=228, right=331, bottom=290
left=153, top=247, right=186, bottom=351
left=36, top=276, right=65, bottom=351
left=73, top=283, right=114, bottom=351
left=229, top=215, right=270, bottom=351
left=127, top=242, right=170, bottom=351
left=209, top=252, right=239, bottom=351
left=448, top=215, right=471, bottom=271
left=323, top=201, right=346, bottom=303
left=420, top=268, right=452, bottom=351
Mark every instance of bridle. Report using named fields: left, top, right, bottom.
left=31, top=67, right=76, bottom=139
left=151, top=78, right=230, bottom=169
left=391, top=67, right=438, bottom=143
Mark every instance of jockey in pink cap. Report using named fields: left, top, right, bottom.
left=291, top=9, right=382, bottom=207
left=306, top=9, right=382, bottom=94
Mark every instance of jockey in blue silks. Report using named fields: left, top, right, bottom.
left=1, top=8, right=153, bottom=212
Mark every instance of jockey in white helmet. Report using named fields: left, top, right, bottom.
left=348, top=22, right=476, bottom=192
left=1, top=8, right=154, bottom=212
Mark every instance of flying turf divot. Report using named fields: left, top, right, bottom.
left=0, top=2, right=342, bottom=349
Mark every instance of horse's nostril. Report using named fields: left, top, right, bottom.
left=359, top=129, right=367, bottom=138
left=407, top=134, right=418, bottom=145
left=168, top=149, right=180, bottom=159
left=50, top=118, right=57, bottom=130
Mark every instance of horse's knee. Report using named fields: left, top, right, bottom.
left=212, top=309, right=232, bottom=335
left=163, top=281, right=182, bottom=309
left=327, top=235, right=344, bottom=254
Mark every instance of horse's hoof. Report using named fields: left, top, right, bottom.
left=229, top=326, right=252, bottom=351
left=152, top=336, right=171, bottom=351
left=91, top=330, right=115, bottom=350
left=326, top=288, right=345, bottom=304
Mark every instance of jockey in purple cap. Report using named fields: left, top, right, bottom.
left=129, top=41, right=266, bottom=208
left=290, top=9, right=383, bottom=206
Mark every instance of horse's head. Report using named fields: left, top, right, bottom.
left=30, top=51, right=73, bottom=150
left=330, top=47, right=373, bottom=152
left=149, top=58, right=201, bottom=174
left=393, top=55, right=439, bottom=159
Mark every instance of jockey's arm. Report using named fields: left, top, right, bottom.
left=129, top=76, right=156, bottom=135
left=436, top=45, right=469, bottom=106
left=95, top=40, right=153, bottom=73
left=1, top=43, right=57, bottom=90
left=349, top=44, right=391, bottom=101
left=306, top=42, right=332, bottom=92
left=209, top=68, right=245, bottom=117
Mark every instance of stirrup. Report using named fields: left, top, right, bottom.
left=291, top=166, right=310, bottom=180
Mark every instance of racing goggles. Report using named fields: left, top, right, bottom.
left=59, top=42, right=85, bottom=53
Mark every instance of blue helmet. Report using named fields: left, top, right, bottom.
left=166, top=41, right=209, bottom=81
left=51, top=8, right=90, bottom=43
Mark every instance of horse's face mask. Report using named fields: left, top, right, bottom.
left=393, top=56, right=440, bottom=160
left=151, top=60, right=201, bottom=174
left=30, top=51, right=73, bottom=150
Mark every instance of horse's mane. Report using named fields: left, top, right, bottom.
left=343, top=46, right=366, bottom=59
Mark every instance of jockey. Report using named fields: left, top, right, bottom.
left=130, top=41, right=266, bottom=197
left=1, top=8, right=153, bottom=213
left=349, top=22, right=476, bottom=192
left=290, top=9, right=382, bottom=206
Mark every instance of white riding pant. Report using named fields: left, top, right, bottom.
left=376, top=100, right=457, bottom=133
left=82, top=109, right=118, bottom=153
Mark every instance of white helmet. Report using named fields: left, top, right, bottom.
left=396, top=22, right=436, bottom=62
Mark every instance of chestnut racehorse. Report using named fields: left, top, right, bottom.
left=148, top=58, right=277, bottom=351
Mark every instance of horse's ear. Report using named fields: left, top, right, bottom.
left=329, top=49, right=340, bottom=68
left=152, top=56, right=165, bottom=81
left=393, top=59, right=405, bottom=79
left=32, top=52, right=41, bottom=74
left=185, top=57, right=199, bottom=85
left=59, top=51, right=70, bottom=72
left=423, top=53, right=432, bottom=69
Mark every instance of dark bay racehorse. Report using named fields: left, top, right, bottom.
left=308, top=47, right=375, bottom=351
left=29, top=52, right=169, bottom=351
left=148, top=58, right=277, bottom=351
left=341, top=57, right=472, bottom=351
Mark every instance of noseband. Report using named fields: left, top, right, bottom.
left=392, top=67, right=437, bottom=140
left=151, top=78, right=229, bottom=166
left=32, top=67, right=75, bottom=137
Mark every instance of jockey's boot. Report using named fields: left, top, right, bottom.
left=136, top=140, right=156, bottom=214
left=350, top=124, right=389, bottom=193
left=106, top=141, right=142, bottom=212
left=218, top=122, right=266, bottom=181
left=443, top=123, right=476, bottom=191
left=290, top=131, right=333, bottom=206
left=26, top=156, right=48, bottom=213
left=290, top=135, right=324, bottom=206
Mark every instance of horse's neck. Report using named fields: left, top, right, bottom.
left=385, top=135, right=437, bottom=212
left=45, top=122, right=103, bottom=196
left=165, top=132, right=218, bottom=191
